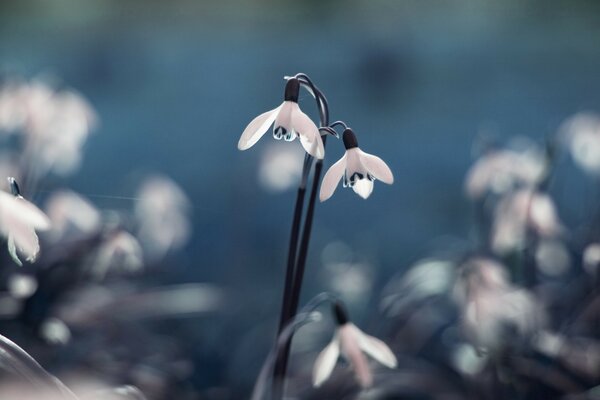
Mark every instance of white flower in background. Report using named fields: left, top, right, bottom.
left=237, top=77, right=324, bottom=159
left=312, top=302, right=397, bottom=388
left=0, top=80, right=27, bottom=133
left=0, top=177, right=51, bottom=266
left=491, top=189, right=562, bottom=254
left=454, top=258, right=545, bottom=353
left=0, top=79, right=97, bottom=176
left=465, top=143, right=546, bottom=199
left=135, top=175, right=191, bottom=260
left=560, top=112, right=600, bottom=175
left=319, top=128, right=393, bottom=201
left=23, top=82, right=97, bottom=175
left=258, top=143, right=304, bottom=192
left=45, top=190, right=101, bottom=241
left=94, top=231, right=143, bottom=278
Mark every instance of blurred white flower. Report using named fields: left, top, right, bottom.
left=465, top=143, right=546, bottom=199
left=258, top=143, right=304, bottom=192
left=45, top=190, right=101, bottom=241
left=491, top=189, right=562, bottom=254
left=381, top=258, right=454, bottom=316
left=312, top=302, right=397, bottom=388
left=583, top=243, right=600, bottom=277
left=320, top=128, right=393, bottom=201
left=0, top=178, right=51, bottom=266
left=0, top=80, right=27, bottom=133
left=560, top=112, right=600, bottom=175
left=535, top=239, right=571, bottom=277
left=238, top=77, right=324, bottom=159
left=454, top=258, right=545, bottom=353
left=94, top=231, right=143, bottom=278
left=135, top=175, right=191, bottom=260
left=0, top=79, right=97, bottom=176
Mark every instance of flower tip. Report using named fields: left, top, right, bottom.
left=7, top=177, right=20, bottom=196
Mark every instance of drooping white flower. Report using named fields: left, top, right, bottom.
left=45, top=190, right=101, bottom=242
left=319, top=128, right=393, bottom=201
left=490, top=189, right=562, bottom=254
left=0, top=177, right=51, bottom=266
left=312, top=302, right=397, bottom=388
left=237, top=78, right=324, bottom=159
left=94, top=231, right=143, bottom=279
left=24, top=83, right=97, bottom=176
left=135, top=175, right=191, bottom=260
left=464, top=144, right=546, bottom=199
left=453, top=258, right=545, bottom=353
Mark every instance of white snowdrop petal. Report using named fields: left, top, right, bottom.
left=237, top=105, right=281, bottom=150
left=0, top=194, right=51, bottom=231
left=340, top=325, right=372, bottom=387
left=359, top=150, right=394, bottom=184
left=345, top=149, right=364, bottom=176
left=8, top=223, right=40, bottom=264
left=356, top=329, right=397, bottom=368
left=319, top=154, right=347, bottom=202
left=7, top=234, right=22, bottom=267
left=312, top=336, right=340, bottom=387
left=352, top=179, right=374, bottom=199
left=292, top=105, right=324, bottom=159
left=273, top=101, right=293, bottom=139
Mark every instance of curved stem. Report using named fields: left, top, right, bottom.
left=273, top=74, right=331, bottom=399
left=329, top=120, right=348, bottom=130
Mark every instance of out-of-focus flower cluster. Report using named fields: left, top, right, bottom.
left=293, top=114, right=600, bottom=399
left=0, top=77, right=215, bottom=400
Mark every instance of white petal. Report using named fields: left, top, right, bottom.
left=237, top=104, right=282, bottom=150
left=319, top=154, right=347, bottom=202
left=340, top=324, right=373, bottom=388
left=8, top=223, right=40, bottom=264
left=359, top=150, right=394, bottom=184
left=312, top=335, right=340, bottom=387
left=7, top=234, right=22, bottom=267
left=352, top=179, right=374, bottom=199
left=345, top=148, right=364, bottom=176
left=0, top=193, right=51, bottom=230
left=273, top=101, right=294, bottom=139
left=355, top=328, right=397, bottom=368
left=291, top=104, right=324, bottom=159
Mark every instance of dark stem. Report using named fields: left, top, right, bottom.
left=276, top=155, right=313, bottom=336
left=272, top=75, right=330, bottom=399
left=276, top=138, right=327, bottom=377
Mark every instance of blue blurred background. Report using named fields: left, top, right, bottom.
left=1, top=0, right=600, bottom=397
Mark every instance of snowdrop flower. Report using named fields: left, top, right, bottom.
left=454, top=258, right=545, bottom=353
left=465, top=144, right=546, bottom=199
left=135, top=175, right=191, bottom=260
left=0, top=177, right=51, bottom=266
left=312, top=302, right=397, bottom=388
left=491, top=189, right=562, bottom=254
left=319, top=128, right=393, bottom=201
left=237, top=78, right=325, bottom=159
left=45, top=190, right=101, bottom=241
left=94, top=231, right=143, bottom=278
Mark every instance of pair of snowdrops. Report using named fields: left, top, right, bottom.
left=237, top=77, right=394, bottom=201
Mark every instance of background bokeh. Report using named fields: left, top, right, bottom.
left=1, top=0, right=600, bottom=398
